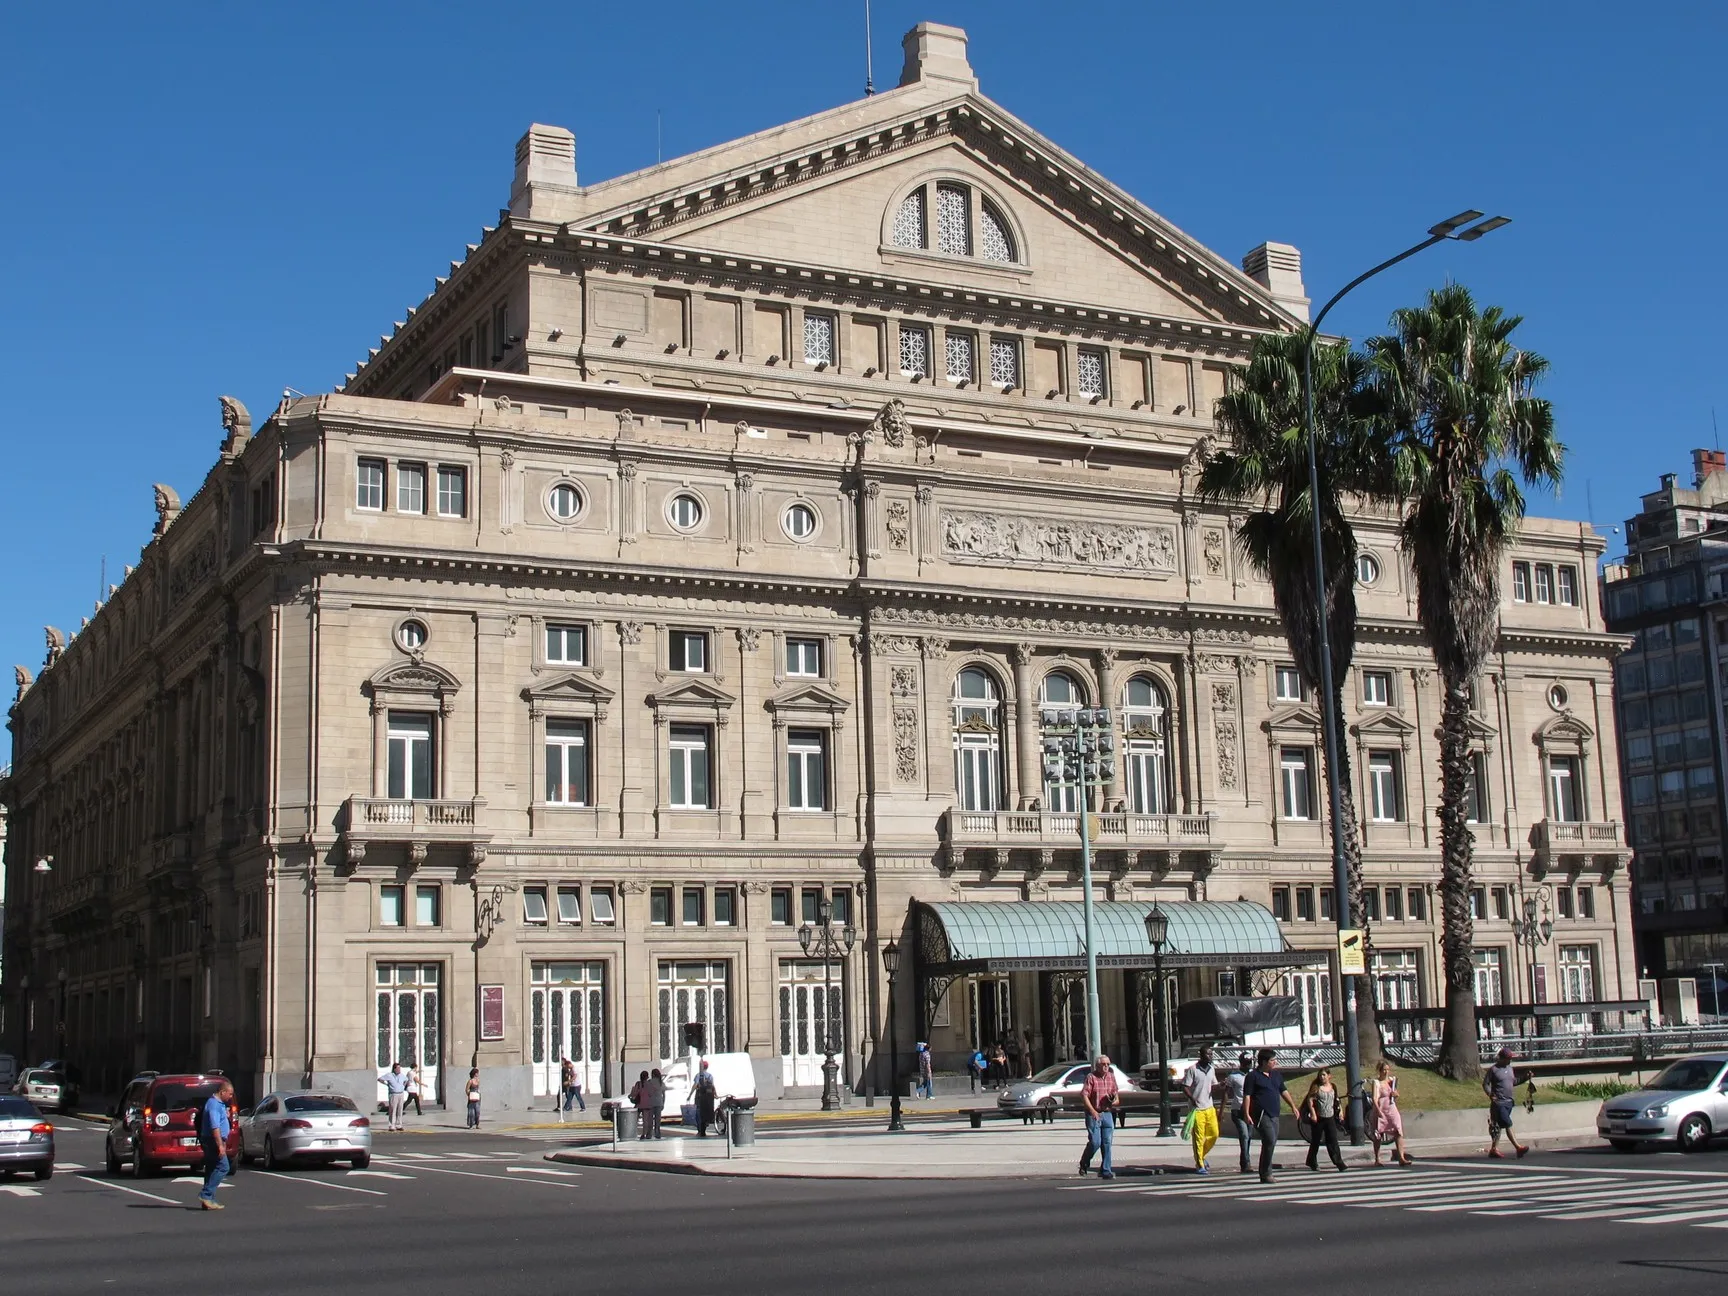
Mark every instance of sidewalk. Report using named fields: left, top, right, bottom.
left=544, top=1116, right=1603, bottom=1179
left=386, top=1091, right=982, bottom=1135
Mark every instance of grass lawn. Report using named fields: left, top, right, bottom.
left=1281, top=1063, right=1592, bottom=1111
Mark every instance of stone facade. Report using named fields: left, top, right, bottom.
left=1, top=23, right=1634, bottom=1109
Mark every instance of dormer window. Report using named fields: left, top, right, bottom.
left=889, top=181, right=1019, bottom=264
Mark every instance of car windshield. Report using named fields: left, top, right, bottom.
left=0, top=1098, right=42, bottom=1120
left=284, top=1095, right=358, bottom=1113
left=153, top=1082, right=220, bottom=1112
left=1649, top=1059, right=1726, bottom=1092
left=1027, top=1064, right=1080, bottom=1084
left=22, top=1071, right=53, bottom=1084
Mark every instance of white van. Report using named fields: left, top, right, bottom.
left=602, top=1051, right=758, bottom=1129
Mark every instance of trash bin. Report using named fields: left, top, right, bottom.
left=728, top=1109, right=756, bottom=1147
left=613, top=1107, right=639, bottom=1142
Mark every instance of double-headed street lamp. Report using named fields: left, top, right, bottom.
left=1142, top=901, right=1178, bottom=1137
left=882, top=939, right=905, bottom=1132
left=1512, top=883, right=1555, bottom=1011
left=1040, top=706, right=1115, bottom=1061
left=799, top=896, right=856, bottom=1112
left=1300, top=209, right=1510, bottom=1143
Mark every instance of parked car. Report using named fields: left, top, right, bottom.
left=0, top=1096, right=54, bottom=1180
left=1597, top=1053, right=1728, bottom=1152
left=0, top=1054, right=19, bottom=1091
left=104, top=1073, right=242, bottom=1177
left=15, top=1068, right=78, bottom=1114
left=997, top=1061, right=1139, bottom=1114
left=600, top=1051, right=759, bottom=1130
left=239, top=1092, right=371, bottom=1169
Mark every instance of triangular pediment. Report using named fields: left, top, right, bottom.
left=1263, top=703, right=1323, bottom=733
left=1351, top=711, right=1417, bottom=739
left=766, top=682, right=851, bottom=715
left=648, top=678, right=737, bottom=709
left=522, top=671, right=615, bottom=706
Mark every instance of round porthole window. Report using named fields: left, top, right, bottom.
left=548, top=482, right=583, bottom=522
left=397, top=619, right=428, bottom=652
left=1548, top=683, right=1569, bottom=711
left=669, top=492, right=704, bottom=531
left=1356, top=552, right=1381, bottom=585
left=783, top=502, right=817, bottom=541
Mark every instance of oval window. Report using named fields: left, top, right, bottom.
left=669, top=493, right=703, bottom=531
left=1548, top=683, right=1569, bottom=711
left=1356, top=552, right=1381, bottom=585
left=548, top=482, right=583, bottom=522
left=397, top=620, right=428, bottom=652
left=784, top=503, right=816, bottom=540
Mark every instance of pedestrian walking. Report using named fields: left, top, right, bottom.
left=383, top=1062, right=411, bottom=1132
left=916, top=1042, right=935, bottom=1100
left=1005, top=1032, right=1023, bottom=1081
left=407, top=1064, right=423, bottom=1117
left=1182, top=1045, right=1221, bottom=1174
left=1077, top=1054, right=1120, bottom=1180
left=1020, top=1029, right=1035, bottom=1079
left=196, top=1078, right=235, bottom=1211
left=1242, top=1048, right=1298, bottom=1184
left=646, top=1068, right=666, bottom=1139
left=1300, top=1069, right=1348, bottom=1172
left=693, top=1059, right=719, bottom=1136
left=465, top=1068, right=482, bottom=1128
left=629, top=1070, right=652, bottom=1139
left=1484, top=1047, right=1530, bottom=1160
left=991, top=1043, right=1009, bottom=1088
left=1224, top=1051, right=1256, bottom=1174
left=1370, top=1059, right=1411, bottom=1166
left=558, top=1057, right=580, bottom=1121
left=968, top=1048, right=986, bottom=1093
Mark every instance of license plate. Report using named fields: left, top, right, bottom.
left=180, top=1137, right=200, bottom=1147
left=1607, top=1122, right=1627, bottom=1134
left=0, top=1131, right=26, bottom=1144
left=316, top=1139, right=341, bottom=1146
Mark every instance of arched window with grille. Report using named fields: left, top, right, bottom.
left=1121, top=675, right=1173, bottom=815
left=1039, top=671, right=1087, bottom=811
left=886, top=181, right=1021, bottom=266
left=980, top=199, right=1016, bottom=262
left=952, top=666, right=1005, bottom=812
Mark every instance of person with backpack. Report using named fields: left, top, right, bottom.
left=968, top=1048, right=986, bottom=1093
left=692, top=1059, right=718, bottom=1137
left=1182, top=1045, right=1221, bottom=1174
left=196, top=1079, right=235, bottom=1211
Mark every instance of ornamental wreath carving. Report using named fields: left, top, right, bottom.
left=940, top=508, right=1176, bottom=575
left=885, top=498, right=911, bottom=550
left=892, top=706, right=920, bottom=782
left=1202, top=528, right=1226, bottom=576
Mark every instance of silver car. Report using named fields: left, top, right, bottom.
left=0, top=1096, right=54, bottom=1180
left=239, top=1092, right=372, bottom=1169
left=14, top=1069, right=72, bottom=1114
left=1597, top=1054, right=1728, bottom=1152
left=997, top=1062, right=1138, bottom=1113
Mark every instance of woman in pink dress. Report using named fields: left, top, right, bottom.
left=1370, top=1060, right=1412, bottom=1166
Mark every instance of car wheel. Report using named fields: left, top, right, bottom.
left=1609, top=1138, right=1638, bottom=1152
left=131, top=1148, right=154, bottom=1179
left=105, top=1141, right=121, bottom=1175
left=1678, top=1113, right=1712, bottom=1153
left=264, top=1136, right=280, bottom=1171
left=33, top=1164, right=52, bottom=1182
left=351, top=1153, right=370, bottom=1169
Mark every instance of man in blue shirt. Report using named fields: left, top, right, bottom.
left=1241, top=1049, right=1298, bottom=1184
left=198, top=1080, right=235, bottom=1211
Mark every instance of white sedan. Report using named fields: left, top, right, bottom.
left=996, top=1062, right=1139, bottom=1113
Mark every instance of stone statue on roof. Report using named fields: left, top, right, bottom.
left=219, top=395, right=253, bottom=458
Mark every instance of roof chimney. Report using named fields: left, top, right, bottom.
left=1693, top=448, right=1726, bottom=488
left=509, top=123, right=580, bottom=220
left=898, top=22, right=977, bottom=91
left=1241, top=242, right=1310, bottom=323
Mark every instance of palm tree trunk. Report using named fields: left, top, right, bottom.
left=1435, top=680, right=1482, bottom=1080
left=1322, top=686, right=1382, bottom=1069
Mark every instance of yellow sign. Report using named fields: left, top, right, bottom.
left=1338, top=928, right=1366, bottom=976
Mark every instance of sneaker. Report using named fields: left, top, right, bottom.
left=1078, top=1166, right=1090, bottom=1177
left=1260, top=1175, right=1275, bottom=1185
left=1194, top=1166, right=1209, bottom=1176
left=1306, top=1163, right=1319, bottom=1172
left=1488, top=1148, right=1505, bottom=1160
left=1100, top=1171, right=1115, bottom=1180
left=1516, top=1146, right=1530, bottom=1159
left=200, top=1199, right=225, bottom=1211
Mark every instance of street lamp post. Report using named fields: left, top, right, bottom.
left=1512, top=884, right=1555, bottom=1033
left=1702, top=963, right=1725, bottom=1022
left=882, top=940, right=905, bottom=1132
left=1040, top=706, right=1115, bottom=1060
left=1299, top=209, right=1510, bottom=1144
left=799, top=897, right=856, bottom=1112
left=1142, top=902, right=1177, bottom=1137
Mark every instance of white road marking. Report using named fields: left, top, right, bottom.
left=507, top=1166, right=580, bottom=1177
left=347, top=1170, right=414, bottom=1180
left=255, top=1171, right=387, bottom=1196
left=370, top=1160, right=580, bottom=1188
left=0, top=1186, right=42, bottom=1197
left=1627, top=1206, right=1728, bottom=1225
left=55, top=1163, right=86, bottom=1171
left=75, top=1174, right=180, bottom=1205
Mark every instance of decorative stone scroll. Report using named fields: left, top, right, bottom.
left=939, top=508, right=1176, bottom=575
left=1202, top=528, right=1226, bottom=576
left=885, top=499, right=911, bottom=551
left=1212, top=680, right=1239, bottom=791
left=892, top=706, right=920, bottom=783
left=889, top=665, right=919, bottom=697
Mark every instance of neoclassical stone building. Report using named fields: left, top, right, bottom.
left=1, top=23, right=1634, bottom=1108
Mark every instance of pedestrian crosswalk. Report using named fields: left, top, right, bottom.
left=1073, top=1163, right=1728, bottom=1232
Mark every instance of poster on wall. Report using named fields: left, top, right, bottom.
left=479, top=984, right=505, bottom=1040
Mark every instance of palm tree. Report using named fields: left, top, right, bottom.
left=1198, top=330, right=1386, bottom=1068
left=1367, top=284, right=1562, bottom=1080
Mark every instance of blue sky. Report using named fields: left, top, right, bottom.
left=2, top=0, right=1723, bottom=763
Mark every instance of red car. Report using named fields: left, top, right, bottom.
left=104, top=1073, right=241, bottom=1178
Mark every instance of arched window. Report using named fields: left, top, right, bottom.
left=887, top=181, right=1021, bottom=265
left=892, top=188, right=927, bottom=250
left=1121, top=675, right=1173, bottom=815
left=952, top=666, right=1004, bottom=813
left=980, top=200, right=1016, bottom=263
left=936, top=184, right=971, bottom=256
left=1040, top=671, right=1087, bottom=811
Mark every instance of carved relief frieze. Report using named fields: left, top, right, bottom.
left=939, top=508, right=1177, bottom=576
left=885, top=498, right=911, bottom=550
left=1202, top=528, right=1226, bottom=576
left=892, top=706, right=920, bottom=783
left=889, top=665, right=920, bottom=697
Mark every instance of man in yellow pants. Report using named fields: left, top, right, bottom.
left=1183, top=1045, right=1222, bottom=1175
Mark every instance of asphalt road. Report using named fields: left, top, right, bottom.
left=6, top=1118, right=1728, bottom=1295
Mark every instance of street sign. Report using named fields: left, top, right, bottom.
left=1338, top=929, right=1366, bottom=976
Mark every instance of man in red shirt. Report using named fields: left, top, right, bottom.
left=1079, top=1055, right=1121, bottom=1180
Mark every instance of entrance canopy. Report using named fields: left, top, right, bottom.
left=914, top=900, right=1327, bottom=974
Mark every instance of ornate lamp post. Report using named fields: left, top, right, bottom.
left=799, top=896, right=856, bottom=1111
left=1143, top=902, right=1176, bottom=1137
left=882, top=939, right=905, bottom=1132
left=1512, top=884, right=1555, bottom=1027
left=1040, top=706, right=1115, bottom=1060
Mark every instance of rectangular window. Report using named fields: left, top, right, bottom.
left=386, top=712, right=434, bottom=800
left=787, top=729, right=828, bottom=812
left=1384, top=886, right=1403, bottom=921
left=380, top=884, right=404, bottom=928
left=669, top=725, right=712, bottom=809
left=1363, top=888, right=1380, bottom=921
left=1295, top=887, right=1315, bottom=921
left=397, top=462, right=427, bottom=514
left=945, top=331, right=976, bottom=384
left=682, top=888, right=705, bottom=927
left=650, top=887, right=673, bottom=926
left=714, top=888, right=737, bottom=927
left=546, top=624, right=588, bottom=666
left=1492, top=886, right=1511, bottom=921
left=415, top=885, right=440, bottom=927
left=1557, top=566, right=1577, bottom=606
left=590, top=889, right=615, bottom=925
left=803, top=312, right=837, bottom=367
left=771, top=888, right=792, bottom=926
left=802, top=888, right=822, bottom=925
left=1465, top=750, right=1490, bottom=824
left=1557, top=887, right=1575, bottom=919
left=786, top=638, right=822, bottom=677
left=989, top=337, right=1020, bottom=390
left=1471, top=887, right=1487, bottom=920
left=1512, top=561, right=1531, bottom=603
left=1319, top=887, right=1334, bottom=920
left=1534, top=564, right=1554, bottom=604
left=670, top=630, right=709, bottom=673
left=1271, top=886, right=1291, bottom=922
left=1408, top=887, right=1426, bottom=922
left=831, top=888, right=851, bottom=924
left=357, top=458, right=386, bottom=511
left=544, top=719, right=590, bottom=806
left=1280, top=748, right=1314, bottom=820
left=898, top=324, right=930, bottom=378
left=1368, top=751, right=1402, bottom=822
left=1362, top=671, right=1391, bottom=707
left=1275, top=666, right=1304, bottom=703
left=1577, top=884, right=1596, bottom=919
left=556, top=886, right=582, bottom=925
left=522, top=887, right=549, bottom=925
left=436, top=465, right=467, bottom=518
left=1549, top=755, right=1583, bottom=822
left=1077, top=347, right=1107, bottom=400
